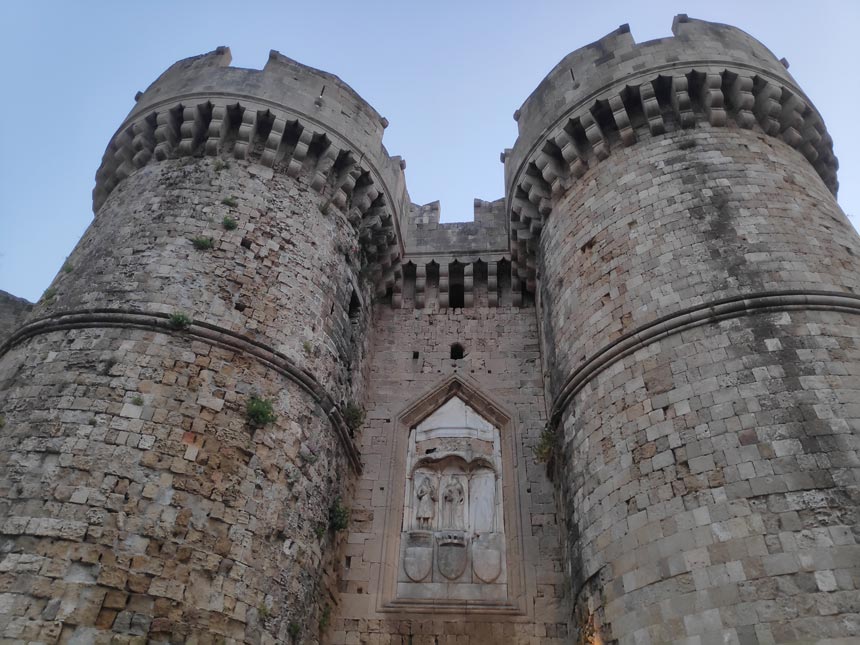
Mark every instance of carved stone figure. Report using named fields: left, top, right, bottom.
left=441, top=478, right=465, bottom=529
left=414, top=476, right=436, bottom=529
left=397, top=395, right=509, bottom=603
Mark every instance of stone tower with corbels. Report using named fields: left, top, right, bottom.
left=1, top=16, right=858, bottom=645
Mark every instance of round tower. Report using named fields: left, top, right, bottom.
left=506, top=16, right=859, bottom=644
left=0, top=48, right=405, bottom=642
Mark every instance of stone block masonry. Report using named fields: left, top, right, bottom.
left=1, top=14, right=858, bottom=645
left=327, top=306, right=567, bottom=644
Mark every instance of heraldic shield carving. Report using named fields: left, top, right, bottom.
left=472, top=533, right=503, bottom=583
left=437, top=532, right=468, bottom=580
left=404, top=532, right=433, bottom=582
left=396, top=395, right=508, bottom=603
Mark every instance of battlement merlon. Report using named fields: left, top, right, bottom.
left=504, top=15, right=838, bottom=204
left=127, top=48, right=387, bottom=159
left=94, top=47, right=411, bottom=263
left=402, top=198, right=509, bottom=260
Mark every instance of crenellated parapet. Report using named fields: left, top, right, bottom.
left=93, top=47, right=407, bottom=295
left=504, top=15, right=839, bottom=293
left=394, top=199, right=523, bottom=309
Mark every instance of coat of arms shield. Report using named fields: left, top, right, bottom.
left=472, top=533, right=503, bottom=583
left=436, top=531, right=468, bottom=580
left=403, top=531, right=433, bottom=582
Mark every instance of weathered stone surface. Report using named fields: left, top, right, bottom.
left=1, top=14, right=857, bottom=645
left=0, top=290, right=32, bottom=344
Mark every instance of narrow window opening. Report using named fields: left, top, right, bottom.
left=449, top=284, right=465, bottom=308
left=348, top=290, right=361, bottom=320
left=412, top=351, right=419, bottom=359
left=449, top=261, right=465, bottom=308
left=402, top=261, right=417, bottom=306
left=450, top=343, right=465, bottom=360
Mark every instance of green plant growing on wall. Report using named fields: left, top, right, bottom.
left=533, top=424, right=556, bottom=463
left=41, top=287, right=57, bottom=302
left=0, top=416, right=5, bottom=428
left=341, top=402, right=365, bottom=432
left=257, top=603, right=270, bottom=620
left=221, top=196, right=239, bottom=207
left=62, top=262, right=73, bottom=274
left=318, top=605, right=331, bottom=631
left=246, top=396, right=276, bottom=428
left=191, top=236, right=215, bottom=250
left=222, top=216, right=238, bottom=231
left=213, top=159, right=229, bottom=172
left=288, top=622, right=300, bottom=640
left=131, top=395, right=144, bottom=406
left=302, top=340, right=313, bottom=355
left=329, top=497, right=349, bottom=532
left=168, top=312, right=193, bottom=330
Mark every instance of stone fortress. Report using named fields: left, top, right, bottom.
left=0, top=14, right=858, bottom=645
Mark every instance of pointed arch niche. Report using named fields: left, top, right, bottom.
left=377, top=376, right=527, bottom=615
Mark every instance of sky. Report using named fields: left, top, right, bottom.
left=1, top=1, right=858, bottom=302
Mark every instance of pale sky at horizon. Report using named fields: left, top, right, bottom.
left=2, top=0, right=858, bottom=302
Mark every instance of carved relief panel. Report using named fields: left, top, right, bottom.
left=397, top=396, right=508, bottom=603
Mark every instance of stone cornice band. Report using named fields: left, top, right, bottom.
left=549, top=290, right=860, bottom=431
left=0, top=309, right=363, bottom=474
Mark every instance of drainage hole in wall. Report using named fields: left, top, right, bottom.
left=450, top=343, right=464, bottom=360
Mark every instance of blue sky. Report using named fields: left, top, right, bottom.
left=2, top=1, right=858, bottom=302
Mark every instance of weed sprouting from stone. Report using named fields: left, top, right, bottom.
left=533, top=424, right=556, bottom=463
left=246, top=396, right=276, bottom=428
left=342, top=402, right=365, bottom=433
left=131, top=395, right=144, bottom=406
left=329, top=497, right=349, bottom=532
left=214, top=159, right=230, bottom=172
left=191, top=236, right=215, bottom=250
left=168, top=312, right=193, bottom=330
left=221, top=196, right=238, bottom=208
left=319, top=605, right=331, bottom=631
left=288, top=622, right=300, bottom=640
left=222, top=216, right=238, bottom=231
left=42, top=287, right=57, bottom=302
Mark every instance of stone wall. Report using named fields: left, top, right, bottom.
left=0, top=326, right=352, bottom=643
left=559, top=309, right=860, bottom=643
left=404, top=199, right=509, bottom=257
left=327, top=305, right=568, bottom=644
left=2, top=15, right=858, bottom=645
left=539, top=126, right=859, bottom=396
left=0, top=291, right=32, bottom=345
left=0, top=154, right=372, bottom=644
left=515, top=20, right=860, bottom=645
left=37, top=157, right=372, bottom=402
